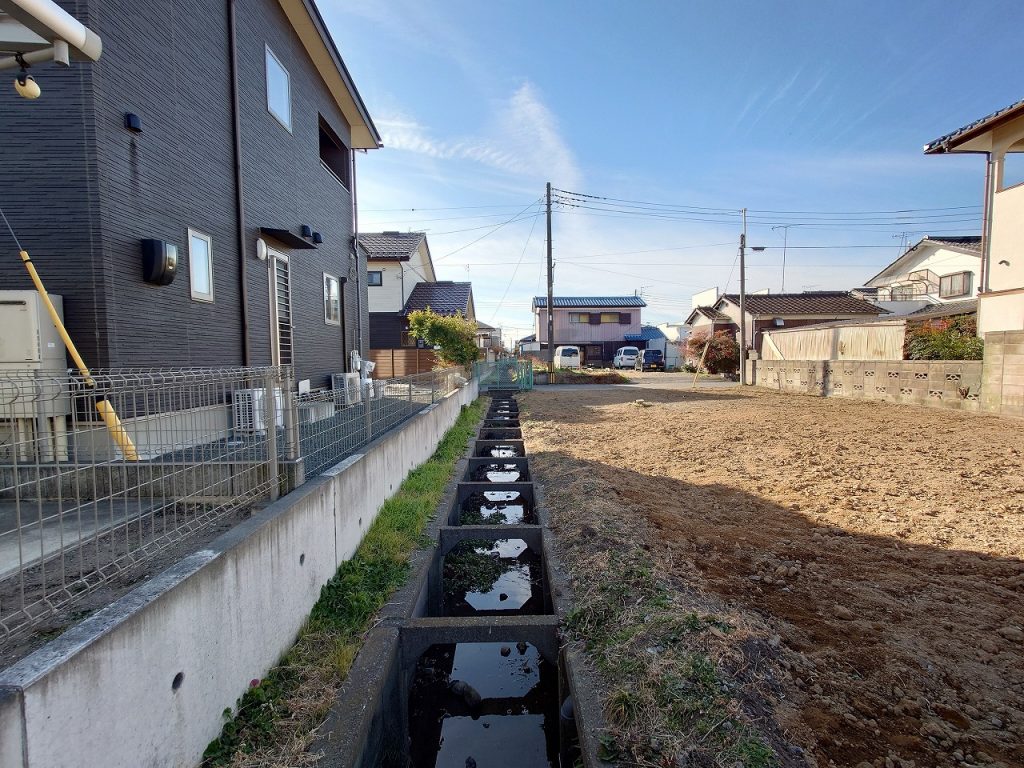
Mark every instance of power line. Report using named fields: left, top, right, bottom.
left=432, top=196, right=544, bottom=264
left=489, top=201, right=542, bottom=322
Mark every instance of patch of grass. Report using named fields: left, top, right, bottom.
left=202, top=398, right=484, bottom=767
left=564, top=545, right=776, bottom=767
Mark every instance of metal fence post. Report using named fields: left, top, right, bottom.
left=281, top=367, right=303, bottom=490
left=263, top=371, right=279, bottom=501
left=363, top=379, right=373, bottom=443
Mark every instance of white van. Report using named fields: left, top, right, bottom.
left=553, top=345, right=581, bottom=369
left=613, top=346, right=640, bottom=369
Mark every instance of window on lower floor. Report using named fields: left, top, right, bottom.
left=323, top=273, right=340, bottom=324
left=367, top=270, right=383, bottom=286
left=939, top=271, right=971, bottom=298
left=187, top=229, right=213, bottom=302
left=401, top=330, right=417, bottom=347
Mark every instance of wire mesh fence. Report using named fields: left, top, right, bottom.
left=0, top=364, right=468, bottom=642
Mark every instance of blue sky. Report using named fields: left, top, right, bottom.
left=320, top=0, right=1023, bottom=343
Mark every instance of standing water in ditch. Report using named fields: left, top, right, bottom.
left=459, top=490, right=533, bottom=525
left=470, top=462, right=524, bottom=483
left=408, top=641, right=559, bottom=767
left=443, top=539, right=544, bottom=615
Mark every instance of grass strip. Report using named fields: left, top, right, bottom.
left=203, top=397, right=483, bottom=767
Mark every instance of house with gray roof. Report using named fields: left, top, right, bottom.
left=530, top=296, right=646, bottom=365
left=711, top=292, right=887, bottom=356
left=858, top=235, right=982, bottom=315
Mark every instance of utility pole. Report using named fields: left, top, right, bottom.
left=739, top=208, right=747, bottom=386
left=545, top=182, right=554, bottom=380
left=772, top=224, right=791, bottom=293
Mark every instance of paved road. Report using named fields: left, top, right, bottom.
left=539, top=371, right=738, bottom=391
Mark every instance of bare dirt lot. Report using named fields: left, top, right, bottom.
left=520, top=383, right=1024, bottom=768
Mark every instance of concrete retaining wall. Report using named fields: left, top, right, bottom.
left=755, top=359, right=983, bottom=411
left=980, top=330, right=1024, bottom=418
left=0, top=379, right=478, bottom=768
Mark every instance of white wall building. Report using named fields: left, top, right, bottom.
left=860, top=236, right=982, bottom=315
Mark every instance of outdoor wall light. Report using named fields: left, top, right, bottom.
left=255, top=238, right=268, bottom=261
left=312, top=232, right=323, bottom=244
left=300, top=224, right=313, bottom=238
left=14, top=71, right=40, bottom=99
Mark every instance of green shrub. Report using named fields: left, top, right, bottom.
left=905, top=314, right=984, bottom=360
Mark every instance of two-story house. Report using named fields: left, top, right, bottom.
left=0, top=0, right=380, bottom=387
left=860, top=236, right=982, bottom=315
left=531, top=296, right=646, bottom=365
left=925, top=99, right=1024, bottom=335
left=360, top=231, right=438, bottom=348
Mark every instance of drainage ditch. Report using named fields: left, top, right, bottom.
left=310, top=391, right=608, bottom=768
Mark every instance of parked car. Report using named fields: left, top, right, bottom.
left=635, top=349, right=665, bottom=371
left=553, top=345, right=581, bottom=369
left=613, top=346, right=640, bottom=369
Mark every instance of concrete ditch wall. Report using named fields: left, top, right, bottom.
left=754, top=359, right=983, bottom=411
left=0, top=379, right=478, bottom=768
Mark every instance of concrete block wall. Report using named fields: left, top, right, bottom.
left=755, top=360, right=983, bottom=412
left=0, top=380, right=478, bottom=768
left=981, top=330, right=1024, bottom=418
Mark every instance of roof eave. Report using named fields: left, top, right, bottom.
left=281, top=0, right=382, bottom=149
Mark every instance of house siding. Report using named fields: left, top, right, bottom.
left=369, top=312, right=404, bottom=349
left=0, top=6, right=107, bottom=366
left=535, top=308, right=641, bottom=343
left=0, top=0, right=368, bottom=386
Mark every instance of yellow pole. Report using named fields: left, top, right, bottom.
left=18, top=249, right=140, bottom=461
left=692, top=341, right=711, bottom=389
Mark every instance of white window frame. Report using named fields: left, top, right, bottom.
left=939, top=271, right=971, bottom=299
left=187, top=229, right=214, bottom=302
left=367, top=270, right=383, bottom=287
left=265, top=45, right=292, bottom=132
left=323, top=273, right=341, bottom=325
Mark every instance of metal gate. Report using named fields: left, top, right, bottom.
left=475, top=359, right=533, bottom=391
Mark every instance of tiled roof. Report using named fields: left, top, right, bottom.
left=719, top=292, right=887, bottom=316
left=358, top=231, right=425, bottom=261
left=689, top=306, right=732, bottom=323
left=401, top=281, right=472, bottom=316
left=476, top=321, right=497, bottom=331
left=532, top=296, right=647, bottom=308
left=927, top=236, right=982, bottom=253
left=864, top=235, right=982, bottom=285
left=924, top=99, right=1024, bottom=154
left=906, top=299, right=978, bottom=320
left=624, top=326, right=667, bottom=342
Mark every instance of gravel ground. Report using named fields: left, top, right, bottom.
left=520, top=383, right=1024, bottom=768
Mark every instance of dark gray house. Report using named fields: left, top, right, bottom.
left=0, top=0, right=380, bottom=387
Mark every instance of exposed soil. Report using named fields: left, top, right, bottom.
left=520, top=384, right=1024, bottom=768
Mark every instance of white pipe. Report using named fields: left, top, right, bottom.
left=0, top=45, right=53, bottom=69
left=0, top=0, right=101, bottom=60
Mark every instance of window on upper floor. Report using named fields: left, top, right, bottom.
left=188, top=229, right=213, bottom=302
left=265, top=45, right=291, bottom=131
left=568, top=312, right=589, bottom=323
left=891, top=284, right=922, bottom=300
left=367, top=271, right=383, bottom=286
left=939, top=271, right=971, bottom=298
left=600, top=312, right=619, bottom=323
left=324, top=274, right=341, bottom=325
left=319, top=117, right=351, bottom=188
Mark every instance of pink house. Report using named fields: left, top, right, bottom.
left=532, top=296, right=646, bottom=365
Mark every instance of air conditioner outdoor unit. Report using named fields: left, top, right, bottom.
left=232, top=388, right=284, bottom=433
left=297, top=400, right=336, bottom=425
left=331, top=372, right=362, bottom=406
